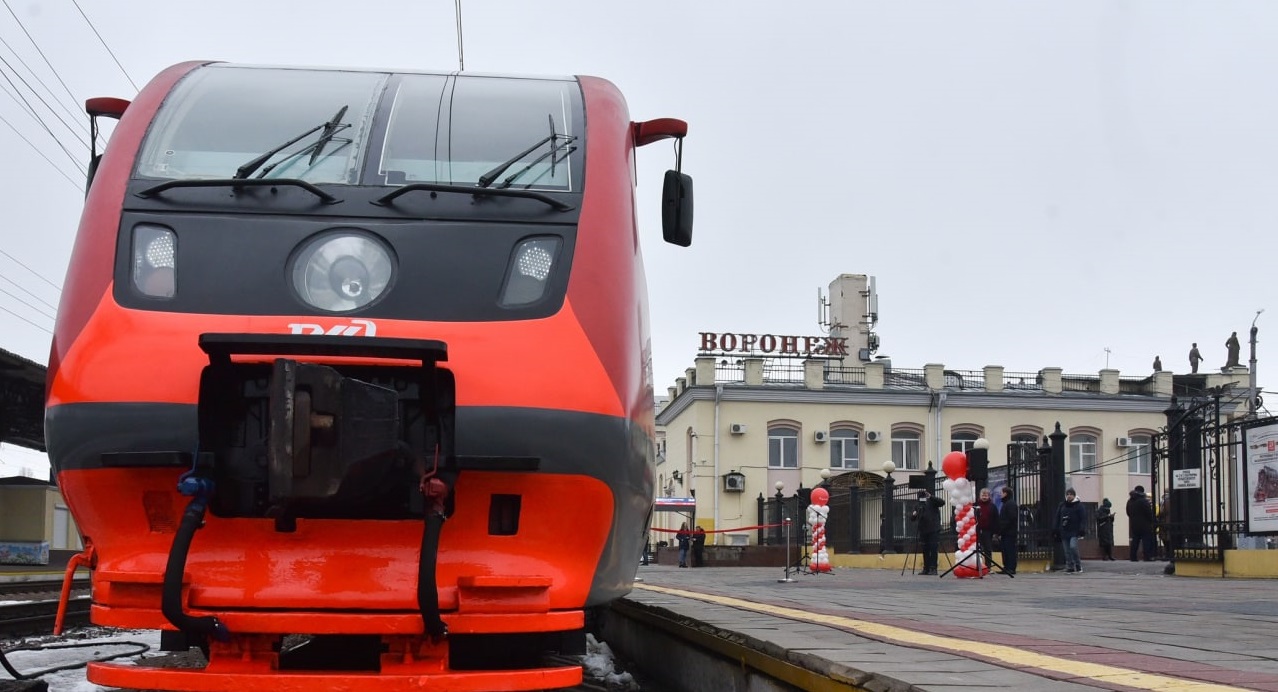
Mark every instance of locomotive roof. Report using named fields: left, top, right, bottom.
left=197, top=62, right=579, bottom=82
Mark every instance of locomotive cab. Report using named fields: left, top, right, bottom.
left=50, top=62, right=691, bottom=691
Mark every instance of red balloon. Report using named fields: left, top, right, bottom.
left=941, top=451, right=969, bottom=480
left=810, top=487, right=829, bottom=507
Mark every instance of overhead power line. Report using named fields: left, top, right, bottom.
left=0, top=0, right=88, bottom=131
left=0, top=53, right=88, bottom=150
left=0, top=271, right=57, bottom=313
left=70, top=0, right=138, bottom=92
left=0, top=248, right=62, bottom=293
left=0, top=282, right=55, bottom=320
left=0, top=109, right=83, bottom=190
left=0, top=301, right=51, bottom=334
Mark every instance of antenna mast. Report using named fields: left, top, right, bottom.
left=454, top=0, right=466, bottom=71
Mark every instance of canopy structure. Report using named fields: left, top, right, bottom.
left=653, top=497, right=696, bottom=522
left=0, top=347, right=45, bottom=452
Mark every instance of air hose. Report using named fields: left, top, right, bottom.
left=417, top=444, right=454, bottom=642
left=161, top=473, right=230, bottom=643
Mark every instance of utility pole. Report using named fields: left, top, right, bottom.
left=1249, top=310, right=1263, bottom=417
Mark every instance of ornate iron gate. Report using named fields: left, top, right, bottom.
left=1149, top=401, right=1268, bottom=562
left=1006, top=441, right=1053, bottom=560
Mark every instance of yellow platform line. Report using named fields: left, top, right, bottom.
left=636, top=583, right=1247, bottom=692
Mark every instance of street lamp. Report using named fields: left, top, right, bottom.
left=881, top=461, right=896, bottom=554
left=774, top=480, right=795, bottom=582
left=970, top=437, right=990, bottom=491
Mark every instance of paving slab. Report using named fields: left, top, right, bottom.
left=625, top=559, right=1278, bottom=690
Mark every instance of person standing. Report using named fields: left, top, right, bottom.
left=1096, top=498, right=1116, bottom=560
left=996, top=486, right=1019, bottom=575
left=974, top=487, right=997, bottom=568
left=675, top=522, right=692, bottom=568
left=691, top=526, right=706, bottom=567
left=1055, top=488, right=1086, bottom=573
left=1153, top=356, right=1163, bottom=372
left=1189, top=343, right=1204, bottom=374
left=1126, top=485, right=1156, bottom=561
left=910, top=489, right=945, bottom=575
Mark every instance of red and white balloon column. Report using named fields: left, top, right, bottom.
left=807, top=487, right=832, bottom=572
left=942, top=451, right=988, bottom=578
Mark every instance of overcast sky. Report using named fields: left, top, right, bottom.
left=1, top=1, right=1274, bottom=473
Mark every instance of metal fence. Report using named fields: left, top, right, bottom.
left=1149, top=403, right=1268, bottom=562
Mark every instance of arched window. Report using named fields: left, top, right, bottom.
left=891, top=427, right=922, bottom=471
left=1011, top=432, right=1040, bottom=447
left=768, top=424, right=799, bottom=469
left=1069, top=430, right=1099, bottom=473
left=1010, top=425, right=1042, bottom=449
left=829, top=427, right=860, bottom=470
left=1127, top=433, right=1153, bottom=474
left=951, top=432, right=979, bottom=453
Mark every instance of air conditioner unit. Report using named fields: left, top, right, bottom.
left=1116, top=437, right=1135, bottom=447
left=723, top=473, right=746, bottom=492
left=814, top=430, right=829, bottom=443
left=865, top=431, right=883, bottom=443
left=729, top=423, right=747, bottom=435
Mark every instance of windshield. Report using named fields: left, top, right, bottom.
left=136, top=66, right=385, bottom=184
left=379, top=74, right=581, bottom=191
left=135, top=67, right=584, bottom=191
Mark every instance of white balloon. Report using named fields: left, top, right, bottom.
left=954, top=477, right=970, bottom=491
left=942, top=479, right=956, bottom=493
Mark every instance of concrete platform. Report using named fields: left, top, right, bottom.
left=621, top=559, right=1278, bottom=691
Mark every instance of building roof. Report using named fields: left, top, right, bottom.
left=0, top=347, right=46, bottom=451
left=0, top=475, right=52, bottom=487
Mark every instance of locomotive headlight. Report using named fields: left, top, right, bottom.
left=131, top=224, right=176, bottom=298
left=291, top=231, right=395, bottom=313
left=499, top=237, right=561, bottom=307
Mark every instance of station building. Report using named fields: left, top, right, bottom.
left=0, top=346, right=81, bottom=565
left=654, top=274, right=1252, bottom=550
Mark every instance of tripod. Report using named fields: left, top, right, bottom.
left=901, top=533, right=952, bottom=576
left=940, top=507, right=1014, bottom=579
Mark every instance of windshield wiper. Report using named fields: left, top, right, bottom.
left=498, top=144, right=576, bottom=189
left=233, top=105, right=349, bottom=180
left=308, top=105, right=349, bottom=165
left=477, top=115, right=574, bottom=188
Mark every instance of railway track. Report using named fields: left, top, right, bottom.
left=0, top=590, right=91, bottom=639
left=0, top=577, right=88, bottom=598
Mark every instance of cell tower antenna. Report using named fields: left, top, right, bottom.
left=455, top=0, right=466, bottom=71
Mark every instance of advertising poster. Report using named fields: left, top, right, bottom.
left=1244, top=421, right=1278, bottom=534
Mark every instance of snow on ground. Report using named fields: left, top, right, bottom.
left=0, top=627, right=159, bottom=692
left=4, top=628, right=641, bottom=691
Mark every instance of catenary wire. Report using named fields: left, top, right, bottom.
left=0, top=2, right=88, bottom=133
left=0, top=248, right=62, bottom=293
left=0, top=271, right=57, bottom=313
left=0, top=54, right=87, bottom=149
left=0, top=109, right=83, bottom=190
left=0, top=301, right=51, bottom=333
left=0, top=65, right=87, bottom=174
left=70, top=0, right=138, bottom=92
left=0, top=282, right=55, bottom=320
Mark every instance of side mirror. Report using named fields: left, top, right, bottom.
left=662, top=171, right=693, bottom=247
left=85, top=97, right=130, bottom=196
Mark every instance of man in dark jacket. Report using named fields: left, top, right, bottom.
left=1126, top=485, right=1156, bottom=561
left=911, top=489, right=945, bottom=575
left=1055, top=488, right=1086, bottom=573
left=996, top=486, right=1019, bottom=575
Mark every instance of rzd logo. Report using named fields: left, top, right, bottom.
left=287, top=319, right=377, bottom=336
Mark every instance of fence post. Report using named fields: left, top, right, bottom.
left=757, top=493, right=765, bottom=546
left=1046, top=423, right=1067, bottom=570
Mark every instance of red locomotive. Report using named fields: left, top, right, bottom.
left=46, top=61, right=692, bottom=691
